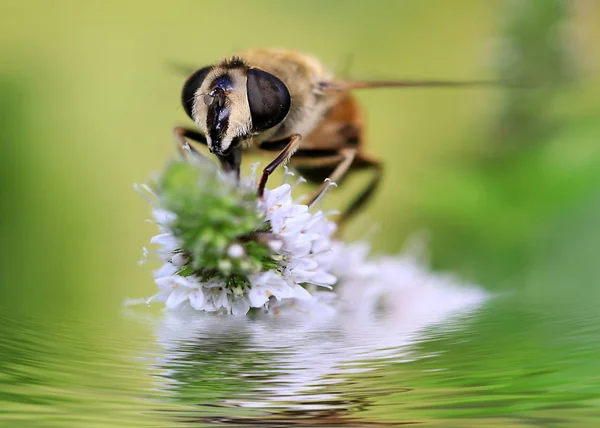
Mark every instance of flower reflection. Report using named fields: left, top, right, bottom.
left=149, top=247, right=488, bottom=424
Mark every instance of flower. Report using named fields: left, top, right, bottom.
left=334, top=247, right=487, bottom=323
left=139, top=159, right=338, bottom=315
left=136, top=153, right=486, bottom=321
left=264, top=236, right=487, bottom=321
left=260, top=180, right=338, bottom=288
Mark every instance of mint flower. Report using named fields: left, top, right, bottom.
left=139, top=159, right=337, bottom=315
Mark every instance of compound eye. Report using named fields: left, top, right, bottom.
left=246, top=68, right=291, bottom=132
left=181, top=66, right=213, bottom=119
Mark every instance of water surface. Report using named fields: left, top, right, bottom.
left=2, top=275, right=599, bottom=427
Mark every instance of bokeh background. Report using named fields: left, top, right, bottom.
left=2, top=0, right=599, bottom=316
left=1, top=0, right=600, bottom=425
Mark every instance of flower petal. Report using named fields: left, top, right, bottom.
left=165, top=290, right=188, bottom=309
left=265, top=184, right=292, bottom=206
left=292, top=284, right=312, bottom=301
left=188, top=288, right=205, bottom=310
left=231, top=297, right=250, bottom=315
left=248, top=287, right=269, bottom=308
left=152, top=208, right=177, bottom=225
left=154, top=263, right=178, bottom=278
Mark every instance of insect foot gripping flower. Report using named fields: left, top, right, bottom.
left=138, top=159, right=338, bottom=315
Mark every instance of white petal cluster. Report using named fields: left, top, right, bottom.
left=260, top=183, right=338, bottom=287
left=266, top=239, right=487, bottom=321
left=143, top=178, right=338, bottom=315
left=327, top=240, right=487, bottom=322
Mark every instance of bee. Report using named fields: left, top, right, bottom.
left=175, top=48, right=492, bottom=224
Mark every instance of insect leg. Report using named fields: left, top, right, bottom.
left=306, top=148, right=357, bottom=207
left=293, top=150, right=382, bottom=227
left=338, top=154, right=382, bottom=225
left=173, top=126, right=208, bottom=158
left=173, top=126, right=241, bottom=177
left=257, top=134, right=302, bottom=197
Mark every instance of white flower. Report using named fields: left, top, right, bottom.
left=332, top=242, right=487, bottom=324
left=151, top=208, right=177, bottom=229
left=260, top=183, right=338, bottom=288
left=140, top=165, right=339, bottom=315
left=138, top=160, right=485, bottom=322
left=152, top=275, right=205, bottom=310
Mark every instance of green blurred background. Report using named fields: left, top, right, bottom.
left=1, top=0, right=599, bottom=317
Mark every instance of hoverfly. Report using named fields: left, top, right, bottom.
left=175, top=48, right=492, bottom=223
